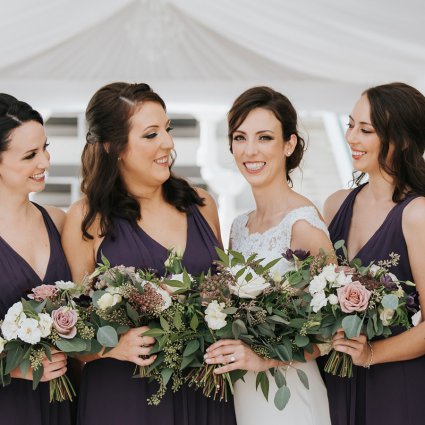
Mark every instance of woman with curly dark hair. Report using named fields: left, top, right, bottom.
left=62, top=82, right=236, bottom=425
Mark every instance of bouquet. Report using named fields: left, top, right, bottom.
left=87, top=251, right=207, bottom=404
left=0, top=280, right=99, bottom=401
left=188, top=248, right=325, bottom=410
left=307, top=240, right=415, bottom=377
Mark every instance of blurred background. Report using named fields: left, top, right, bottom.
left=1, top=0, right=424, bottom=240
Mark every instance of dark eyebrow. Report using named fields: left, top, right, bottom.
left=348, top=115, right=373, bottom=126
left=143, top=119, right=171, bottom=132
left=23, top=137, right=48, bottom=154
left=233, top=130, right=274, bottom=135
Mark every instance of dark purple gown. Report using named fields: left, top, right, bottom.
left=322, top=184, right=425, bottom=425
left=0, top=203, right=73, bottom=425
left=77, top=205, right=236, bottom=425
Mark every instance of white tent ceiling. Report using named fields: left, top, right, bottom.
left=1, top=0, right=424, bottom=113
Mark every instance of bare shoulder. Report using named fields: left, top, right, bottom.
left=403, top=196, right=425, bottom=230
left=43, top=205, right=66, bottom=233
left=66, top=198, right=88, bottom=221
left=194, top=187, right=222, bottom=243
left=323, top=189, right=351, bottom=225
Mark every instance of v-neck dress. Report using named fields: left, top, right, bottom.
left=321, top=184, right=425, bottom=425
left=0, top=203, right=73, bottom=425
left=77, top=204, right=236, bottom=425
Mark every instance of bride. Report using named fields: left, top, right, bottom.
left=204, top=87, right=332, bottom=425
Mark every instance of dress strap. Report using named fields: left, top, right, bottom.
left=284, top=206, right=329, bottom=237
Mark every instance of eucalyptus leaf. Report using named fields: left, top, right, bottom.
left=161, top=368, right=173, bottom=386
left=342, top=315, right=362, bottom=339
left=32, top=365, right=44, bottom=390
left=56, top=337, right=87, bottom=352
left=381, top=294, right=399, bottom=310
left=190, top=314, right=199, bottom=331
left=274, top=385, right=291, bottom=410
left=296, top=368, right=309, bottom=389
left=274, top=368, right=286, bottom=388
left=97, top=326, right=119, bottom=347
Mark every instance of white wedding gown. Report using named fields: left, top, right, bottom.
left=230, top=206, right=331, bottom=425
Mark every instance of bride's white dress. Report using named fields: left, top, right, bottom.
left=230, top=206, right=331, bottom=425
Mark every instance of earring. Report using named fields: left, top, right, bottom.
left=286, top=151, right=292, bottom=157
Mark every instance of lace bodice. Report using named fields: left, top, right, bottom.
left=230, top=206, right=329, bottom=275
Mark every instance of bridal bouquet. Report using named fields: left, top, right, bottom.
left=188, top=248, right=324, bottom=410
left=308, top=240, right=415, bottom=377
left=0, top=280, right=98, bottom=402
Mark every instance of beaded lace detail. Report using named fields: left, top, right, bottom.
left=230, top=206, right=329, bottom=275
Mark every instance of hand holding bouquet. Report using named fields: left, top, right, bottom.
left=0, top=280, right=98, bottom=401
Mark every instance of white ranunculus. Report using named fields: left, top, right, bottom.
left=310, top=291, right=328, bottom=313
left=55, top=280, right=75, bottom=290
left=17, top=318, right=42, bottom=344
left=328, top=294, right=339, bottom=305
left=380, top=308, right=395, bottom=326
left=97, top=293, right=119, bottom=310
left=205, top=301, right=227, bottom=330
left=1, top=320, right=19, bottom=341
left=38, top=313, right=53, bottom=338
left=321, top=264, right=338, bottom=282
left=229, top=265, right=270, bottom=299
left=309, top=274, right=327, bottom=295
left=155, top=287, right=172, bottom=311
left=272, top=271, right=282, bottom=283
left=0, top=336, right=5, bottom=354
left=335, top=272, right=352, bottom=287
left=4, top=301, right=24, bottom=323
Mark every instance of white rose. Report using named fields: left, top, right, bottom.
left=55, top=280, right=75, bottom=290
left=1, top=320, right=19, bottom=341
left=155, top=287, right=173, bottom=311
left=335, top=272, right=352, bottom=287
left=205, top=301, right=227, bottom=330
left=321, top=264, right=338, bottom=282
left=0, top=336, right=5, bottom=354
left=310, top=291, right=328, bottom=313
left=38, top=313, right=53, bottom=338
left=309, top=274, right=327, bottom=295
left=4, top=301, right=24, bottom=323
left=328, top=294, right=339, bottom=305
left=229, top=265, right=270, bottom=299
left=369, top=265, right=381, bottom=277
left=380, top=308, right=395, bottom=326
left=17, top=318, right=42, bottom=344
left=97, top=293, right=117, bottom=310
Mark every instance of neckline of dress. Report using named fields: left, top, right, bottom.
left=242, top=205, right=317, bottom=238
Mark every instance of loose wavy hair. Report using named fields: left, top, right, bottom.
left=354, top=82, right=425, bottom=201
left=81, top=82, right=204, bottom=239
left=227, top=86, right=305, bottom=186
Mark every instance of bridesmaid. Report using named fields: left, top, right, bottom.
left=323, top=82, right=425, bottom=425
left=62, top=82, right=236, bottom=425
left=0, top=94, right=73, bottom=424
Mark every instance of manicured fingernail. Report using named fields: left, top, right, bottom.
left=204, top=354, right=209, bottom=359
left=205, top=358, right=211, bottom=364
left=206, top=347, right=210, bottom=352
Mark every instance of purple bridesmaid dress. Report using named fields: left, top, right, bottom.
left=0, top=203, right=73, bottom=425
left=322, top=184, right=425, bottom=425
left=77, top=205, right=236, bottom=425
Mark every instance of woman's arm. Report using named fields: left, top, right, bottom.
left=61, top=200, right=156, bottom=366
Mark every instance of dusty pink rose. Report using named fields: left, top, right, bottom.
left=52, top=307, right=78, bottom=339
left=337, top=281, right=371, bottom=313
left=28, top=284, right=58, bottom=301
